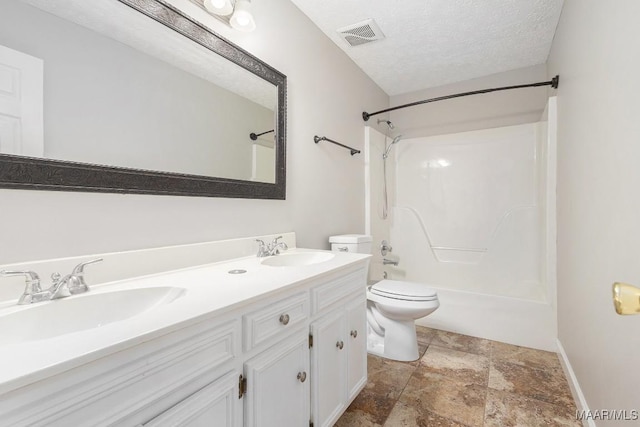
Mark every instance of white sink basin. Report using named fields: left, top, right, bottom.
left=0, top=287, right=186, bottom=346
left=260, top=252, right=335, bottom=267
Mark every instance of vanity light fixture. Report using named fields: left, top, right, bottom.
left=199, top=0, right=256, bottom=32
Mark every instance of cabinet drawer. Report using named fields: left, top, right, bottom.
left=243, top=292, right=309, bottom=351
left=311, top=268, right=366, bottom=315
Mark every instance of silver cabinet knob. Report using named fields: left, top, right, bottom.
left=279, top=314, right=290, bottom=325
left=350, top=330, right=358, bottom=338
left=337, top=246, right=349, bottom=252
left=336, top=340, right=344, bottom=350
left=297, top=371, right=307, bottom=383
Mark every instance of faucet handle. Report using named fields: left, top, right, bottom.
left=69, top=258, right=103, bottom=294
left=0, top=269, right=40, bottom=280
left=1, top=270, right=42, bottom=303
left=272, top=236, right=288, bottom=249
left=380, top=240, right=393, bottom=256
left=270, top=236, right=288, bottom=254
left=72, top=258, right=103, bottom=275
left=0, top=270, right=42, bottom=292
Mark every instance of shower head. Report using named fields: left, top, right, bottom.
left=383, top=135, right=402, bottom=159
left=377, top=119, right=395, bottom=130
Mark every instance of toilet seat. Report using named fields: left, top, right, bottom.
left=370, top=280, right=437, bottom=302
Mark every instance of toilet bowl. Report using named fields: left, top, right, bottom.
left=366, top=280, right=439, bottom=362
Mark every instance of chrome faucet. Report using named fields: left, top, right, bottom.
left=256, top=236, right=289, bottom=257
left=0, top=258, right=103, bottom=305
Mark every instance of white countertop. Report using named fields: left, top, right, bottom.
left=0, top=248, right=369, bottom=395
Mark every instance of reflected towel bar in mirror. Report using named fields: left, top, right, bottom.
left=250, top=129, right=275, bottom=140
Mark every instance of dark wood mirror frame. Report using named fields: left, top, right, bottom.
left=0, top=0, right=286, bottom=199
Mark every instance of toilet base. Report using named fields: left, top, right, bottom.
left=366, top=319, right=420, bottom=362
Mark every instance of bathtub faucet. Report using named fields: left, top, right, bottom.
left=382, top=258, right=399, bottom=266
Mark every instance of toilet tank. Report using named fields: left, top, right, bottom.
left=329, top=234, right=372, bottom=254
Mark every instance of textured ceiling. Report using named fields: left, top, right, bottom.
left=290, top=0, right=564, bottom=96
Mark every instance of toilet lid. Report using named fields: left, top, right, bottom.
left=370, top=280, right=437, bottom=301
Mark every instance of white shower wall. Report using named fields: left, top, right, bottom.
left=390, top=123, right=547, bottom=301
left=365, top=115, right=558, bottom=350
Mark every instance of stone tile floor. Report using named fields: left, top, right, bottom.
left=335, top=326, right=580, bottom=427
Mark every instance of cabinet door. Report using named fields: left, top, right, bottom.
left=310, top=311, right=347, bottom=427
left=244, top=333, right=310, bottom=427
left=346, top=296, right=368, bottom=400
left=144, top=371, right=241, bottom=427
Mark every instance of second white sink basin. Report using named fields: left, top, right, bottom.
left=0, top=286, right=186, bottom=346
left=260, top=252, right=335, bottom=267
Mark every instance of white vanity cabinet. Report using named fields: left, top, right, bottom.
left=309, top=270, right=368, bottom=427
left=0, top=262, right=368, bottom=427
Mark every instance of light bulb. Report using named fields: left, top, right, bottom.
left=230, top=0, right=256, bottom=32
left=236, top=11, right=250, bottom=26
left=203, top=0, right=233, bottom=16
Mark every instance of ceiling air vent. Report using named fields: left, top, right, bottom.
left=337, top=18, right=385, bottom=47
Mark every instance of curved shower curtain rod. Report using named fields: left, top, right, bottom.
left=362, top=75, right=559, bottom=122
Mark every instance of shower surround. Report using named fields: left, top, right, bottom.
left=365, top=103, right=557, bottom=351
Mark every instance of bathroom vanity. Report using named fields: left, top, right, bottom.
left=0, top=235, right=369, bottom=427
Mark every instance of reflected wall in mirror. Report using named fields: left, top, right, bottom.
left=0, top=0, right=286, bottom=198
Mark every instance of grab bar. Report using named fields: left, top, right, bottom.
left=431, top=246, right=488, bottom=252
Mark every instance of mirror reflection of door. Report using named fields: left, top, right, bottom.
left=0, top=44, right=43, bottom=157
left=252, top=142, right=275, bottom=183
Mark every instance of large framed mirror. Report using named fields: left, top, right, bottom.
left=0, top=0, right=286, bottom=199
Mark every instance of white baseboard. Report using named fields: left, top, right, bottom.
left=557, top=339, right=594, bottom=427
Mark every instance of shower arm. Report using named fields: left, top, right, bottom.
left=362, top=75, right=559, bottom=121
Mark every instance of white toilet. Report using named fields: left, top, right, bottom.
left=329, top=234, right=440, bottom=362
left=367, top=280, right=439, bottom=361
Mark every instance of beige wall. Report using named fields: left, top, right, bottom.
left=548, top=0, right=640, bottom=421
left=388, top=64, right=549, bottom=139
left=0, top=0, right=388, bottom=264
